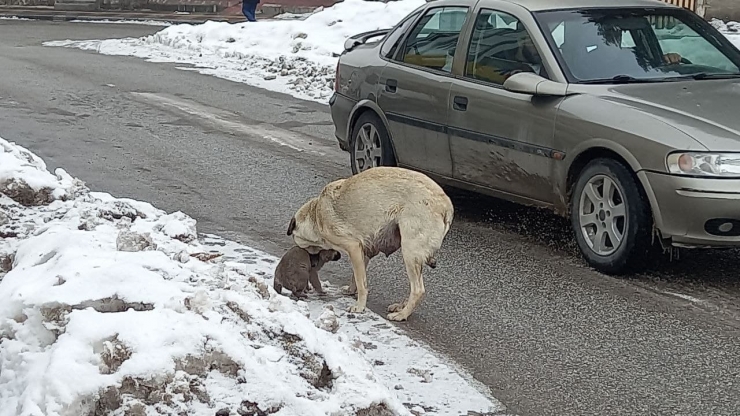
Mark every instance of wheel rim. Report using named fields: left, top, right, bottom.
left=353, top=122, right=382, bottom=172
left=578, top=174, right=627, bottom=256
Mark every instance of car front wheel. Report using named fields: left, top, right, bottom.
left=570, top=158, right=652, bottom=275
left=348, top=112, right=395, bottom=174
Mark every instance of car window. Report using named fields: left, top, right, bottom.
left=651, top=16, right=738, bottom=72
left=398, top=6, right=469, bottom=73
left=464, top=9, right=547, bottom=85
left=381, top=10, right=422, bottom=59
left=534, top=8, right=740, bottom=83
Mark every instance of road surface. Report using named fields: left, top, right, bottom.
left=2, top=20, right=740, bottom=416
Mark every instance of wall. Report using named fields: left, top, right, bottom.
left=704, top=0, right=740, bottom=22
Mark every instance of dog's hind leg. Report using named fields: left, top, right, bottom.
left=387, top=216, right=447, bottom=321
left=347, top=243, right=369, bottom=313
left=387, top=251, right=424, bottom=321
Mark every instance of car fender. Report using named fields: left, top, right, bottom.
left=346, top=99, right=398, bottom=157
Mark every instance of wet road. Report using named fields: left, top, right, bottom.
left=2, top=20, right=740, bottom=416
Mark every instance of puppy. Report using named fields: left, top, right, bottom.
left=287, top=166, right=454, bottom=321
left=273, top=245, right=341, bottom=299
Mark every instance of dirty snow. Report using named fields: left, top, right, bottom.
left=44, top=4, right=740, bottom=104
left=69, top=19, right=174, bottom=26
left=43, top=0, right=425, bottom=103
left=711, top=18, right=740, bottom=47
left=0, top=16, right=34, bottom=21
left=0, top=136, right=505, bottom=416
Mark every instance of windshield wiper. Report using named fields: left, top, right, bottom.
left=581, top=75, right=665, bottom=84
left=685, top=72, right=740, bottom=80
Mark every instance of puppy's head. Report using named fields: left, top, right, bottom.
left=287, top=198, right=328, bottom=252
left=310, top=249, right=341, bottom=270
left=319, top=249, right=341, bottom=263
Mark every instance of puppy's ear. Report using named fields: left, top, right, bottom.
left=287, top=217, right=296, bottom=236
left=309, top=253, right=320, bottom=268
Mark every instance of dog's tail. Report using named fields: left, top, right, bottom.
left=442, top=203, right=454, bottom=235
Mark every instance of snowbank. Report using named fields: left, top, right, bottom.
left=711, top=18, right=740, bottom=47
left=44, top=0, right=425, bottom=103
left=0, top=137, right=407, bottom=416
left=46, top=7, right=740, bottom=104
left=0, top=137, right=504, bottom=416
left=70, top=19, right=173, bottom=26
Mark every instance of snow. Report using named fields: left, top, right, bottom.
left=69, top=19, right=173, bottom=26
left=0, top=17, right=34, bottom=21
left=43, top=0, right=426, bottom=103
left=43, top=1, right=740, bottom=104
left=0, top=136, right=505, bottom=415
left=711, top=18, right=740, bottom=48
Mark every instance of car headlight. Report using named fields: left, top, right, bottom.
left=667, top=152, right=740, bottom=177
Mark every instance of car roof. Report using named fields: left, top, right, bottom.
left=470, top=0, right=677, bottom=12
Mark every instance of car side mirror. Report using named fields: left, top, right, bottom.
left=503, top=72, right=571, bottom=97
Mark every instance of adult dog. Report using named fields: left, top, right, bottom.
left=287, top=166, right=454, bottom=321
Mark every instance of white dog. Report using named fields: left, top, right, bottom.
left=287, top=166, right=454, bottom=321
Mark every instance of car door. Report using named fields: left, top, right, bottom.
left=377, top=4, right=471, bottom=178
left=447, top=6, right=565, bottom=204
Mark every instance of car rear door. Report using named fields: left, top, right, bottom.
left=377, top=3, right=472, bottom=178
left=447, top=4, right=564, bottom=205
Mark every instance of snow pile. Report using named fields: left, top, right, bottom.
left=44, top=0, right=425, bottom=103
left=712, top=18, right=740, bottom=47
left=70, top=19, right=173, bottom=26
left=0, top=16, right=34, bottom=21
left=0, top=137, right=410, bottom=416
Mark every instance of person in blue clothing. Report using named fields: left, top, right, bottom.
left=242, top=0, right=259, bottom=22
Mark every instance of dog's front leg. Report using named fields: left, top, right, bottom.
left=308, top=270, right=325, bottom=295
left=342, top=255, right=370, bottom=297
left=347, top=244, right=368, bottom=313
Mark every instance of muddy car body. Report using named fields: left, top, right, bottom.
left=329, top=0, right=740, bottom=274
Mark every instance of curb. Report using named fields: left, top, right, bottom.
left=0, top=13, right=277, bottom=24
left=0, top=8, right=252, bottom=24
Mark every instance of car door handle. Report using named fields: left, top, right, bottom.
left=385, top=79, right=398, bottom=93
left=453, top=95, right=468, bottom=111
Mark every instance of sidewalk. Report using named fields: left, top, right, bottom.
left=0, top=5, right=269, bottom=24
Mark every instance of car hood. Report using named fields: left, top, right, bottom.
left=592, top=79, right=740, bottom=150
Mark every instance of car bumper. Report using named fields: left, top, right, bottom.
left=640, top=171, right=740, bottom=248
left=329, top=92, right=352, bottom=152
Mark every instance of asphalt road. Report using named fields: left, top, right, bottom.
left=2, top=20, right=740, bottom=416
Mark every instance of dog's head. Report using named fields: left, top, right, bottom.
left=287, top=198, right=329, bottom=253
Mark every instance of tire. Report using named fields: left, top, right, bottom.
left=570, top=158, right=652, bottom=275
left=348, top=111, right=396, bottom=175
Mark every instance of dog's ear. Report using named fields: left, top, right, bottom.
left=287, top=217, right=296, bottom=236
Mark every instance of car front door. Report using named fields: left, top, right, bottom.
left=377, top=4, right=471, bottom=178
left=447, top=6, right=565, bottom=205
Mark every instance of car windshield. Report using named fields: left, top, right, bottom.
left=533, top=8, right=740, bottom=83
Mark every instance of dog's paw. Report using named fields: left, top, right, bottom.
left=341, top=285, right=358, bottom=296
left=387, top=302, right=406, bottom=313
left=386, top=311, right=409, bottom=322
left=348, top=303, right=365, bottom=313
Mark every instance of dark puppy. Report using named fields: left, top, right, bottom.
left=273, top=246, right=341, bottom=299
